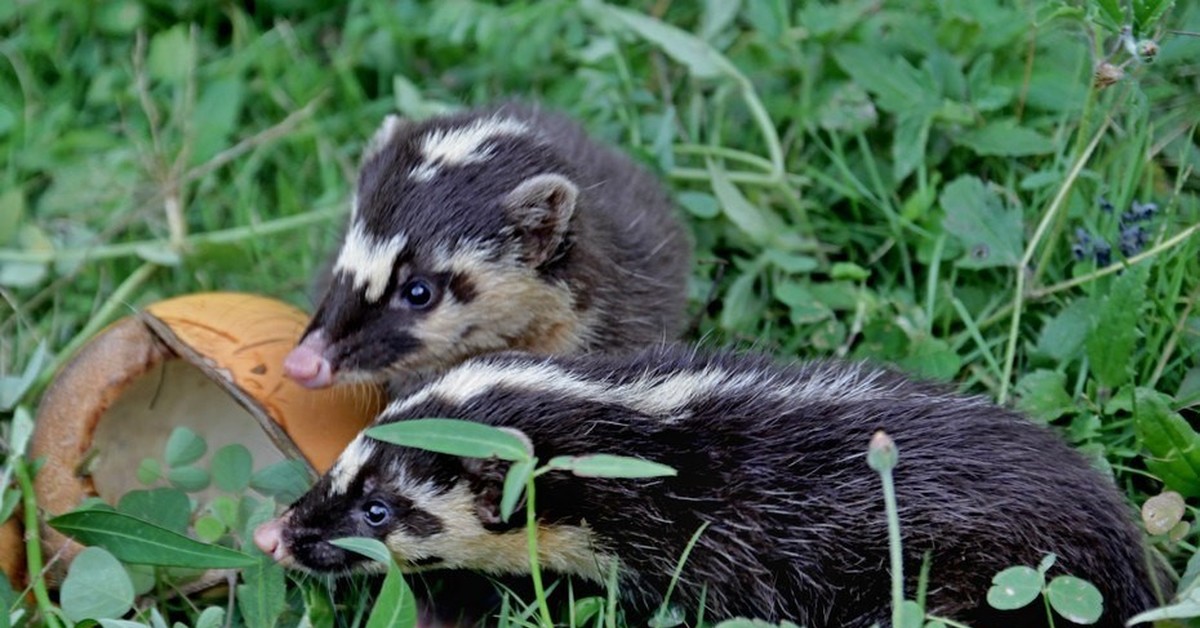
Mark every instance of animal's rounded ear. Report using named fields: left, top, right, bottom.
left=362, top=114, right=410, bottom=164
left=462, top=427, right=533, bottom=530
left=502, top=173, right=579, bottom=267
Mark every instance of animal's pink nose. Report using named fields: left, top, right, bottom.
left=284, top=332, right=334, bottom=389
left=253, top=518, right=290, bottom=562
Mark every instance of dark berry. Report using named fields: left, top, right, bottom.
left=1099, top=196, right=1115, bottom=213
left=1093, top=240, right=1112, bottom=267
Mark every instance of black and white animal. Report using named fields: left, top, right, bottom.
left=283, top=105, right=691, bottom=389
left=256, top=346, right=1165, bottom=627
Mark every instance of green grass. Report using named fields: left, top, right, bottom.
left=3, top=0, right=1200, bottom=626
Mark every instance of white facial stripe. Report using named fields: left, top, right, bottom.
left=334, top=223, right=408, bottom=303
left=329, top=434, right=376, bottom=496
left=419, top=116, right=529, bottom=168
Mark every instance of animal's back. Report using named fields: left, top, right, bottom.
left=455, top=348, right=1164, bottom=626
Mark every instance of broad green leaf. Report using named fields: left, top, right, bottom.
left=0, top=340, right=47, bottom=412
left=1014, top=370, right=1074, bottom=423
left=48, top=510, right=257, bottom=568
left=194, top=607, right=226, bottom=628
left=893, top=110, right=932, bottom=182
left=832, top=44, right=932, bottom=113
left=1135, top=388, right=1200, bottom=497
left=191, top=77, right=245, bottom=164
left=830, top=262, right=869, bottom=281
left=816, top=82, right=877, bottom=132
left=544, top=454, right=677, bottom=478
left=164, top=427, right=206, bottom=468
left=500, top=459, right=534, bottom=522
left=60, top=547, right=134, bottom=621
left=986, top=565, right=1042, bottom=610
left=590, top=4, right=733, bottom=80
left=700, top=0, right=742, bottom=40
left=330, top=537, right=393, bottom=564
left=238, top=555, right=285, bottom=628
left=1087, top=264, right=1148, bottom=389
left=147, top=25, right=195, bottom=83
left=956, top=120, right=1055, bottom=156
left=368, top=418, right=532, bottom=461
left=367, top=563, right=418, bottom=628
left=333, top=537, right=418, bottom=628
left=1132, top=0, right=1176, bottom=33
left=677, top=191, right=719, bottom=219
left=720, top=266, right=761, bottom=332
left=765, top=251, right=819, bottom=274
left=136, top=458, right=162, bottom=486
left=708, top=160, right=774, bottom=245
left=1034, top=299, right=1092, bottom=362
left=940, top=176, right=1023, bottom=269
left=1093, top=0, right=1126, bottom=30
left=212, top=444, right=254, bottom=492
left=250, top=459, right=312, bottom=504
left=98, top=620, right=149, bottom=628
left=117, top=488, right=191, bottom=533
left=95, top=1, right=144, bottom=34
left=8, top=406, right=34, bottom=457
left=195, top=515, right=226, bottom=543
left=1045, top=576, right=1103, bottom=624
left=1125, top=586, right=1200, bottom=623
left=898, top=337, right=962, bottom=381
left=571, top=596, right=605, bottom=627
left=168, top=465, right=211, bottom=493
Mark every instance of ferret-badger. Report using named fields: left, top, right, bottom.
left=283, top=104, right=691, bottom=389
left=256, top=347, right=1164, bottom=627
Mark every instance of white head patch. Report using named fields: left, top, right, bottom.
left=411, top=116, right=529, bottom=181
left=329, top=433, right=377, bottom=496
left=334, top=222, right=408, bottom=303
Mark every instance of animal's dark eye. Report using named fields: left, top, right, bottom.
left=363, top=500, right=392, bottom=527
left=398, top=278, right=435, bottom=309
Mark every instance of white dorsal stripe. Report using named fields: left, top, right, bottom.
left=419, top=116, right=529, bottom=168
left=386, top=357, right=901, bottom=421
left=334, top=222, right=407, bottom=303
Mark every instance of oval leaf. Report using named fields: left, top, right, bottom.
left=330, top=537, right=392, bottom=564
left=986, top=565, right=1042, bottom=610
left=544, top=454, right=677, bottom=478
left=1046, top=575, right=1103, bottom=624
left=367, top=562, right=418, bottom=628
left=61, top=547, right=134, bottom=622
left=48, top=509, right=257, bottom=568
left=1142, top=491, right=1185, bottom=535
left=212, top=444, right=254, bottom=492
left=367, top=418, right=531, bottom=462
left=1135, top=387, right=1200, bottom=497
left=164, top=426, right=206, bottom=468
left=501, top=459, right=535, bottom=523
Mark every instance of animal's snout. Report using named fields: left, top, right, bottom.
left=253, top=517, right=292, bottom=563
left=284, top=331, right=334, bottom=389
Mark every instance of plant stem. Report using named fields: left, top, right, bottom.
left=0, top=206, right=343, bottom=264
left=881, top=462, right=905, bottom=628
left=998, top=121, right=1108, bottom=404
left=526, top=474, right=554, bottom=628
left=14, top=457, right=63, bottom=628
